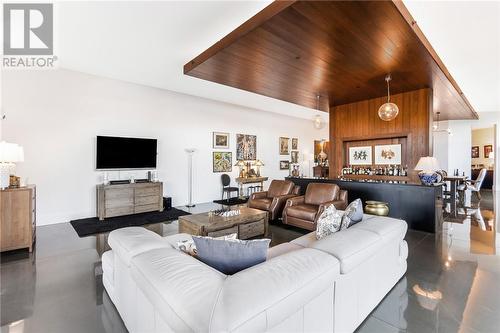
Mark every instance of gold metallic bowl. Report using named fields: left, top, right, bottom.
left=365, top=201, right=389, bottom=216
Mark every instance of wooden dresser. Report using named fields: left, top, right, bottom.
left=97, top=182, right=163, bottom=220
left=0, top=185, right=36, bottom=252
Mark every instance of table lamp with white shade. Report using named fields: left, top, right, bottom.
left=414, top=156, right=440, bottom=186
left=0, top=141, right=24, bottom=189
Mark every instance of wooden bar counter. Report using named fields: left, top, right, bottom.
left=286, top=177, right=443, bottom=233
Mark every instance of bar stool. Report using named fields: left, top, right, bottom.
left=246, top=186, right=256, bottom=197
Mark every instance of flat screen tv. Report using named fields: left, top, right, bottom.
left=96, top=136, right=157, bottom=169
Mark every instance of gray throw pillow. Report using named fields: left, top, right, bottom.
left=341, top=198, right=363, bottom=229
left=192, top=236, right=271, bottom=275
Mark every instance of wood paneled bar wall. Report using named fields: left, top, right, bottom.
left=329, top=88, right=433, bottom=179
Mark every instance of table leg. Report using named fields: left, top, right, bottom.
left=450, top=180, right=457, bottom=217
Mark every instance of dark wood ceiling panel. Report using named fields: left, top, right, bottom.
left=184, top=0, right=477, bottom=120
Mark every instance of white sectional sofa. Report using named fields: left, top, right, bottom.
left=102, top=214, right=408, bottom=333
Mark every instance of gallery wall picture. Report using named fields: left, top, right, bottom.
left=279, top=137, right=289, bottom=155
left=292, top=138, right=298, bottom=150
left=213, top=132, right=229, bottom=149
left=471, top=146, right=479, bottom=158
left=349, top=146, right=372, bottom=165
left=484, top=145, right=493, bottom=158
left=280, top=160, right=290, bottom=170
left=291, top=151, right=299, bottom=164
left=236, top=134, right=257, bottom=160
left=374, top=144, right=402, bottom=165
left=213, top=152, right=232, bottom=172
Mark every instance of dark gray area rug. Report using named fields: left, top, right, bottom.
left=70, top=208, right=191, bottom=237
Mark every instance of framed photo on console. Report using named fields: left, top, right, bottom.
left=374, top=144, right=402, bottom=165
left=280, top=160, right=290, bottom=170
left=349, top=146, right=372, bottom=165
left=213, top=132, right=229, bottom=149
left=213, top=152, right=232, bottom=172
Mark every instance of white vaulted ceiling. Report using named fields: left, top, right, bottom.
left=55, top=1, right=499, bottom=119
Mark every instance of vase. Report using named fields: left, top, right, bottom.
left=418, top=172, right=439, bottom=186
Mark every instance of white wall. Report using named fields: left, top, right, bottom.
left=472, top=127, right=495, bottom=167
left=2, top=69, right=328, bottom=225
left=433, top=112, right=500, bottom=190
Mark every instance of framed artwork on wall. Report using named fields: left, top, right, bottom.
left=291, top=151, right=299, bottom=163
left=213, top=132, right=229, bottom=149
left=291, top=138, right=298, bottom=150
left=374, top=144, right=402, bottom=165
left=280, top=160, right=290, bottom=170
left=213, top=152, right=232, bottom=172
left=236, top=134, right=257, bottom=160
left=349, top=146, right=372, bottom=165
left=279, top=137, right=289, bottom=155
left=471, top=146, right=480, bottom=158
left=484, top=145, right=493, bottom=158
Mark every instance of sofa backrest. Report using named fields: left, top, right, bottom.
left=304, top=183, right=339, bottom=205
left=267, top=180, right=294, bottom=198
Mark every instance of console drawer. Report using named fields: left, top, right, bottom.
left=105, top=206, right=134, bottom=218
left=207, top=226, right=238, bottom=238
left=135, top=204, right=159, bottom=214
left=135, top=187, right=160, bottom=197
left=135, top=195, right=159, bottom=206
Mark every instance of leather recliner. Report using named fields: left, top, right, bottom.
left=248, top=180, right=300, bottom=220
left=283, top=183, right=348, bottom=231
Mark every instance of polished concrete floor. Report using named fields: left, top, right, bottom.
left=1, top=191, right=499, bottom=333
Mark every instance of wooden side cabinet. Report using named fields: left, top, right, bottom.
left=97, top=182, right=163, bottom=220
left=0, top=185, right=36, bottom=252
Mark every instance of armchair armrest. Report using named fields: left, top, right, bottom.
left=284, top=196, right=305, bottom=208
left=250, top=191, right=268, bottom=201
left=338, top=190, right=348, bottom=205
left=269, top=194, right=298, bottom=220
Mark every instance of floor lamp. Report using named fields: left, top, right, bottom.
left=185, top=148, right=196, bottom=207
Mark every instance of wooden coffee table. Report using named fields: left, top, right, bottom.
left=178, top=207, right=268, bottom=239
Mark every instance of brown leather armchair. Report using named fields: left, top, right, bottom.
left=283, top=183, right=348, bottom=231
left=248, top=180, right=300, bottom=220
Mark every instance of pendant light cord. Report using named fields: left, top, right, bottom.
left=386, top=78, right=390, bottom=103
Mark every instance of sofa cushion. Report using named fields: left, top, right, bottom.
left=193, top=237, right=271, bottom=275
left=267, top=180, right=294, bottom=198
left=286, top=204, right=318, bottom=221
left=267, top=242, right=304, bottom=260
left=309, top=228, right=382, bottom=274
left=291, top=231, right=317, bottom=248
left=210, top=248, right=340, bottom=332
left=131, top=247, right=226, bottom=332
left=350, top=215, right=407, bottom=240
left=108, top=227, right=171, bottom=266
left=250, top=198, right=273, bottom=211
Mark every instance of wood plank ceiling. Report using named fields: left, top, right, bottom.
left=184, top=1, right=477, bottom=120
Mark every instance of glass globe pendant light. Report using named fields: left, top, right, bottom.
left=378, top=74, right=399, bottom=121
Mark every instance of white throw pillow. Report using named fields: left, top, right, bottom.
left=177, top=233, right=237, bottom=255
left=315, top=204, right=343, bottom=240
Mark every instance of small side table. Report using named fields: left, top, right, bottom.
left=235, top=176, right=268, bottom=198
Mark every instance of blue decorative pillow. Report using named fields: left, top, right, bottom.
left=192, top=236, right=271, bottom=275
left=341, top=198, right=363, bottom=229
